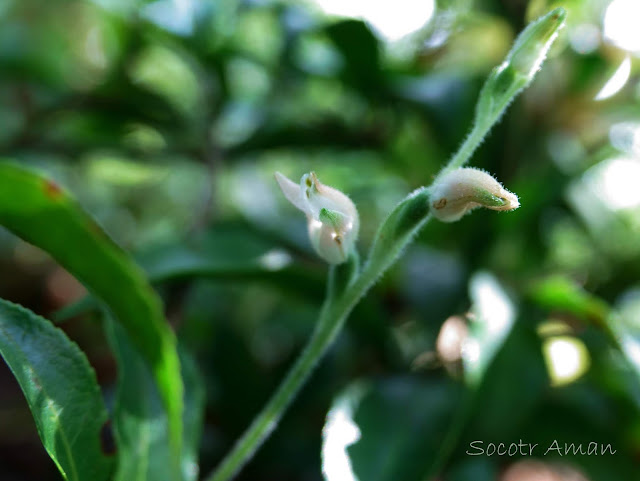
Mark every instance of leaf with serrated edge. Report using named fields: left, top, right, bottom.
left=0, top=162, right=183, bottom=464
left=0, top=299, right=114, bottom=481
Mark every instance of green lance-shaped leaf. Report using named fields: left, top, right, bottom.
left=0, top=299, right=114, bottom=481
left=106, top=318, right=205, bottom=481
left=442, top=7, right=566, bottom=174
left=475, top=8, right=566, bottom=125
left=0, top=162, right=183, bottom=462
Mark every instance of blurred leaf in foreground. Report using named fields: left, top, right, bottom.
left=0, top=162, right=183, bottom=463
left=106, top=318, right=205, bottom=481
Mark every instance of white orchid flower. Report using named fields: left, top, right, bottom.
left=275, top=171, right=359, bottom=264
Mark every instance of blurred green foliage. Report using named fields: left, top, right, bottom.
left=1, top=0, right=639, bottom=480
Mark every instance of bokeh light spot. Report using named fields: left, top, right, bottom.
left=312, top=0, right=435, bottom=41
left=543, top=336, right=590, bottom=387
left=604, top=0, right=640, bottom=54
left=595, top=55, right=631, bottom=101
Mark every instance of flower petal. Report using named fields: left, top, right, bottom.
left=275, top=172, right=308, bottom=213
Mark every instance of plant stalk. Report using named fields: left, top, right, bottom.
left=206, top=224, right=429, bottom=481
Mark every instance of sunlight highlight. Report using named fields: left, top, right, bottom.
left=470, top=272, right=514, bottom=336
left=595, top=55, right=631, bottom=101
left=604, top=0, right=640, bottom=54
left=463, top=272, right=516, bottom=386
left=322, top=396, right=362, bottom=481
left=543, top=336, right=590, bottom=386
left=311, top=0, right=435, bottom=41
left=622, top=337, right=640, bottom=367
left=588, top=157, right=640, bottom=210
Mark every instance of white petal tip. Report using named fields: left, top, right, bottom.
left=275, top=172, right=307, bottom=212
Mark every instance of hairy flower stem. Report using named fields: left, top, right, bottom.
left=207, top=213, right=432, bottom=481
left=442, top=123, right=490, bottom=177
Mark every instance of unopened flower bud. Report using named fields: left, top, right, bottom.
left=275, top=171, right=359, bottom=264
left=509, top=7, right=566, bottom=81
left=430, top=168, right=520, bottom=222
left=474, top=8, right=566, bottom=130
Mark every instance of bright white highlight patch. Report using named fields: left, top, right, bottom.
left=259, top=250, right=292, bottom=271
left=595, top=55, right=631, bottom=101
left=622, top=337, right=640, bottom=367
left=604, top=0, right=640, bottom=54
left=310, top=218, right=324, bottom=230
left=586, top=157, right=640, bottom=210
left=312, top=0, right=435, bottom=41
left=463, top=272, right=516, bottom=386
left=322, top=398, right=361, bottom=481
left=543, top=336, right=590, bottom=386
left=462, top=338, right=481, bottom=365
left=470, top=272, right=515, bottom=336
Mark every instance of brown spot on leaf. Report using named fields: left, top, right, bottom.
left=43, top=179, right=63, bottom=200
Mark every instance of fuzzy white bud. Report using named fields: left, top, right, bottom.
left=430, top=168, right=520, bottom=222
left=275, top=171, right=359, bottom=264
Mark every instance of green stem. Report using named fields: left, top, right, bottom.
left=439, top=78, right=523, bottom=179
left=205, top=300, right=341, bottom=481
left=442, top=123, right=490, bottom=176
left=206, top=215, right=430, bottom=481
left=206, top=268, right=364, bottom=481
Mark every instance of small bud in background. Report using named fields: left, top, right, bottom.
left=436, top=314, right=469, bottom=378
left=275, top=171, right=359, bottom=264
left=436, top=315, right=469, bottom=364
left=430, top=167, right=520, bottom=222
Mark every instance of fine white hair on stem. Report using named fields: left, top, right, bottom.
left=430, top=168, right=520, bottom=222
